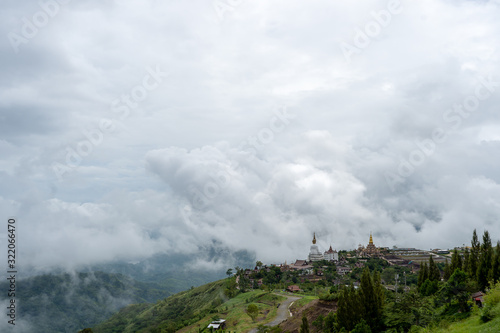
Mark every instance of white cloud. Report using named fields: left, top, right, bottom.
left=0, top=0, right=499, bottom=271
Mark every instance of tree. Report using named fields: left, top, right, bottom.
left=492, top=241, right=500, bottom=283
left=226, top=268, right=233, bottom=278
left=246, top=303, right=259, bottom=322
left=312, top=314, right=324, bottom=331
left=256, top=261, right=263, bottom=269
left=323, top=312, right=337, bottom=333
left=463, top=247, right=470, bottom=275
left=351, top=319, right=372, bottom=333
left=428, top=255, right=440, bottom=282
left=237, top=268, right=250, bottom=292
left=384, top=290, right=434, bottom=331
left=336, top=284, right=363, bottom=332
left=300, top=314, right=310, bottom=333
left=470, top=229, right=480, bottom=280
left=336, top=268, right=385, bottom=332
left=382, top=267, right=396, bottom=284
left=373, top=270, right=385, bottom=313
left=419, top=279, right=438, bottom=296
left=443, top=259, right=451, bottom=281
left=441, top=269, right=470, bottom=313
left=451, top=248, right=462, bottom=273
left=418, top=262, right=429, bottom=288
left=224, top=277, right=238, bottom=298
left=360, top=268, right=384, bottom=331
left=478, top=230, right=493, bottom=291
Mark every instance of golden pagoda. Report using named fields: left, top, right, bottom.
left=365, top=232, right=380, bottom=256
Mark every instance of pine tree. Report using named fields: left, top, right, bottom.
left=428, top=255, right=440, bottom=282
left=477, top=230, right=493, bottom=291
left=451, top=248, right=462, bottom=273
left=492, top=241, right=500, bottom=284
left=357, top=268, right=385, bottom=331
left=373, top=270, right=385, bottom=311
left=418, top=262, right=429, bottom=288
left=336, top=286, right=351, bottom=331
left=463, top=247, right=470, bottom=275
left=351, top=319, right=372, bottom=333
left=336, top=284, right=363, bottom=332
left=372, top=270, right=385, bottom=331
left=444, top=259, right=451, bottom=281
left=418, top=265, right=423, bottom=287
left=444, top=269, right=469, bottom=313
left=470, top=229, right=480, bottom=281
left=360, top=268, right=376, bottom=329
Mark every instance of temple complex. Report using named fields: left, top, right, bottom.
left=357, top=232, right=380, bottom=257
left=307, top=232, right=339, bottom=262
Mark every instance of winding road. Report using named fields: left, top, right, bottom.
left=248, top=294, right=301, bottom=333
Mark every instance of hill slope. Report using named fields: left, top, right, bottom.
left=94, top=279, right=295, bottom=333
left=94, top=279, right=229, bottom=333
left=0, top=271, right=171, bottom=333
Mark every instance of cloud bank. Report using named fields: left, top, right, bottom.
left=0, top=0, right=499, bottom=271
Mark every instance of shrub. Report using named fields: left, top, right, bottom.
left=479, top=282, right=500, bottom=323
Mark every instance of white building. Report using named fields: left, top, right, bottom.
left=324, top=245, right=339, bottom=261
left=208, top=319, right=226, bottom=330
left=308, top=233, right=324, bottom=262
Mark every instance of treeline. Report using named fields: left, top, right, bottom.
left=419, top=229, right=500, bottom=293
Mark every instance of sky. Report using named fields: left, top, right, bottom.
left=1, top=0, right=500, bottom=272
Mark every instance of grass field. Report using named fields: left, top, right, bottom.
left=289, top=295, right=318, bottom=312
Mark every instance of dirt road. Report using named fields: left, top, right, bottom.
left=248, top=294, right=301, bottom=333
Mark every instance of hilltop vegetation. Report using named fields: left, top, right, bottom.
left=411, top=282, right=500, bottom=333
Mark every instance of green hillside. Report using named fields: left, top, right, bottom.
left=0, top=271, right=171, bottom=333
left=94, top=279, right=228, bottom=333
left=422, top=282, right=500, bottom=333
left=93, top=278, right=290, bottom=333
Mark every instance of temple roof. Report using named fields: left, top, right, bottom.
left=325, top=245, right=335, bottom=253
